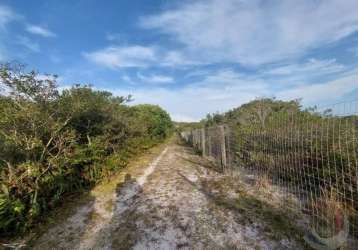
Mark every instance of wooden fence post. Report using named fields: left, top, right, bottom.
left=201, top=128, right=206, bottom=157
left=219, top=125, right=227, bottom=172
left=208, top=132, right=212, bottom=158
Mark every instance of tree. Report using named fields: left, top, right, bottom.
left=131, top=104, right=173, bottom=140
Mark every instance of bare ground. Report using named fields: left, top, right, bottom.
left=26, top=138, right=309, bottom=250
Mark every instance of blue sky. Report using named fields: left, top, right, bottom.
left=1, top=0, right=358, bottom=121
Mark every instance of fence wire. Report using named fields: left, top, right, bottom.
left=181, top=100, right=358, bottom=249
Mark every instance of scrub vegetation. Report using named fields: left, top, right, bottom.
left=0, top=63, right=173, bottom=236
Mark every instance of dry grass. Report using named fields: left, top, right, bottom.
left=255, top=174, right=271, bottom=191
left=309, top=189, right=346, bottom=238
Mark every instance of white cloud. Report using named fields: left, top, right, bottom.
left=0, top=5, right=18, bottom=60
left=106, top=33, right=124, bottom=42
left=83, top=46, right=157, bottom=68
left=137, top=72, right=174, bottom=84
left=26, top=24, right=56, bottom=38
left=17, top=36, right=40, bottom=52
left=161, top=50, right=200, bottom=66
left=105, top=67, right=358, bottom=121
left=141, top=0, right=358, bottom=65
left=0, top=5, right=17, bottom=29
left=277, top=70, right=358, bottom=104
left=122, top=74, right=132, bottom=82
left=84, top=45, right=198, bottom=68
left=263, top=58, right=345, bottom=76
left=109, top=69, right=269, bottom=121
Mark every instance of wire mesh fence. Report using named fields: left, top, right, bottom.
left=181, top=100, right=358, bottom=249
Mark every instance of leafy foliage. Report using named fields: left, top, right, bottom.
left=0, top=63, right=173, bottom=235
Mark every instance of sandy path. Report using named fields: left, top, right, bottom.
left=30, top=139, right=306, bottom=250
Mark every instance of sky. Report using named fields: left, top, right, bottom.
left=0, top=0, right=358, bottom=121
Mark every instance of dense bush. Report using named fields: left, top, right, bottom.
left=0, top=63, right=173, bottom=235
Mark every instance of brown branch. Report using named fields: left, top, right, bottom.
left=0, top=159, right=14, bottom=182
left=39, top=117, right=71, bottom=162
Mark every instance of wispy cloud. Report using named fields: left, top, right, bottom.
left=263, top=58, right=345, bottom=76
left=161, top=50, right=200, bottom=67
left=137, top=72, right=174, bottom=84
left=84, top=45, right=198, bottom=68
left=83, top=45, right=157, bottom=68
left=277, top=69, right=358, bottom=104
left=26, top=24, right=56, bottom=38
left=0, top=4, right=17, bottom=29
left=106, top=33, right=124, bottom=42
left=121, top=74, right=136, bottom=85
left=0, top=5, right=19, bottom=60
left=17, top=36, right=40, bottom=52
left=110, top=69, right=269, bottom=121
left=107, top=67, right=358, bottom=121
left=141, top=0, right=358, bottom=65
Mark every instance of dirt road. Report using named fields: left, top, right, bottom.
left=30, top=138, right=306, bottom=250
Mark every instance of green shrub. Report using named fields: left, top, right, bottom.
left=0, top=63, right=173, bottom=236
